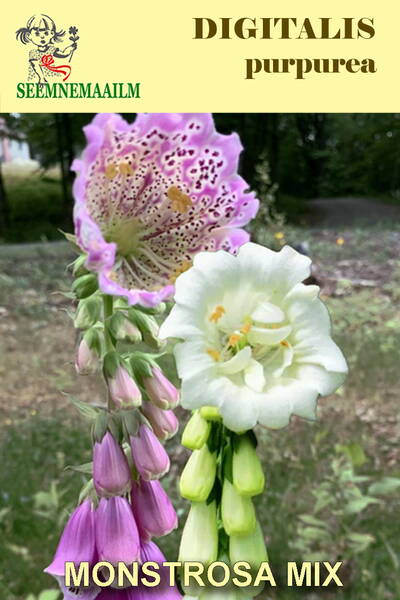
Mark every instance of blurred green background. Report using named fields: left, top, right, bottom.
left=0, top=113, right=399, bottom=600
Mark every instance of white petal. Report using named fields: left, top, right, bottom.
left=244, top=359, right=266, bottom=392
left=174, top=341, right=216, bottom=379
left=192, top=250, right=238, bottom=291
left=290, top=363, right=346, bottom=395
left=247, top=325, right=292, bottom=346
left=238, top=244, right=311, bottom=300
left=271, top=343, right=294, bottom=378
left=218, top=384, right=259, bottom=432
left=285, top=284, right=331, bottom=337
left=294, top=335, right=348, bottom=373
left=251, top=301, right=284, bottom=324
left=159, top=304, right=203, bottom=340
left=258, top=378, right=319, bottom=428
left=218, top=347, right=252, bottom=375
left=181, top=373, right=223, bottom=410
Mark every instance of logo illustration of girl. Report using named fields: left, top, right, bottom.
left=16, top=14, right=79, bottom=83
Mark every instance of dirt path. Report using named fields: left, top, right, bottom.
left=306, top=196, right=400, bottom=227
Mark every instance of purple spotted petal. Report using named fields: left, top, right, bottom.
left=73, top=113, right=259, bottom=307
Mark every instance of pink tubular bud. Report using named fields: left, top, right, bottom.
left=93, top=432, right=132, bottom=497
left=132, top=479, right=178, bottom=541
left=130, top=424, right=170, bottom=481
left=143, top=367, right=179, bottom=409
left=75, top=337, right=98, bottom=375
left=108, top=365, right=142, bottom=409
left=140, top=401, right=179, bottom=441
left=95, top=496, right=141, bottom=564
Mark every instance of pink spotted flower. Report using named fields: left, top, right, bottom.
left=72, top=113, right=258, bottom=307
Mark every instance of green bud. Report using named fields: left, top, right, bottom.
left=74, top=297, right=101, bottom=329
left=229, top=520, right=269, bottom=572
left=178, top=500, right=218, bottom=565
left=180, top=444, right=216, bottom=502
left=128, top=309, right=162, bottom=348
left=221, top=478, right=256, bottom=536
left=182, top=411, right=211, bottom=450
left=200, top=406, right=222, bottom=421
left=72, top=273, right=98, bottom=299
left=135, top=302, right=166, bottom=315
left=108, top=311, right=142, bottom=343
left=232, top=434, right=265, bottom=497
left=72, top=254, right=89, bottom=277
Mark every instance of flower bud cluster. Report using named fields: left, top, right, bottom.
left=46, top=262, right=182, bottom=598
left=179, top=413, right=268, bottom=596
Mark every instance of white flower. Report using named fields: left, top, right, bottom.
left=160, top=243, right=347, bottom=432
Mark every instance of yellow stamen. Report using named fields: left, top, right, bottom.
left=209, top=305, right=225, bottom=323
left=280, top=340, right=289, bottom=347
left=167, top=186, right=193, bottom=213
left=240, top=319, right=252, bottom=334
left=274, top=231, right=284, bottom=240
left=207, top=348, right=221, bottom=362
left=105, top=163, right=118, bottom=180
left=108, top=270, right=118, bottom=281
left=119, top=162, right=134, bottom=176
left=229, top=333, right=241, bottom=347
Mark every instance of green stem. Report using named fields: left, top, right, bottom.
left=103, top=295, right=114, bottom=353
left=102, top=294, right=114, bottom=409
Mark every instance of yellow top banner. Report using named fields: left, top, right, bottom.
left=0, top=0, right=398, bottom=112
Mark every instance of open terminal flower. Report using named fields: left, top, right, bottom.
left=72, top=113, right=258, bottom=307
left=160, top=243, right=348, bottom=432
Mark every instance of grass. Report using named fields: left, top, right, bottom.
left=0, top=228, right=399, bottom=599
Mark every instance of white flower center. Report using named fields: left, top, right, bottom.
left=207, top=300, right=294, bottom=392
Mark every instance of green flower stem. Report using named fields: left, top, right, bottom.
left=102, top=294, right=115, bottom=409
left=102, top=294, right=114, bottom=353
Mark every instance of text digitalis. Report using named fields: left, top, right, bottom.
left=193, top=17, right=377, bottom=79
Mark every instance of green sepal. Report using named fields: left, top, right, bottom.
left=60, top=230, right=81, bottom=253
left=66, top=394, right=99, bottom=420
left=102, top=351, right=120, bottom=379
left=72, top=254, right=89, bottom=277
left=222, top=442, right=234, bottom=484
left=78, top=478, right=96, bottom=505
left=65, top=462, right=93, bottom=475
left=121, top=408, right=141, bottom=439
left=92, top=410, right=108, bottom=443
left=128, top=352, right=156, bottom=381
left=206, top=477, right=222, bottom=506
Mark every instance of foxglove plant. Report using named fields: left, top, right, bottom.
left=160, top=242, right=348, bottom=598
left=45, top=113, right=259, bottom=599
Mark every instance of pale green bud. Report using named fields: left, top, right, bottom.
left=232, top=434, right=265, bottom=496
left=108, top=311, right=142, bottom=343
left=72, top=254, right=89, bottom=277
left=229, top=520, right=269, bottom=572
left=178, top=500, right=218, bottom=565
left=200, top=406, right=222, bottom=421
left=74, top=297, right=101, bottom=330
left=72, top=273, right=98, bottom=299
left=182, top=411, right=211, bottom=450
left=221, top=478, right=256, bottom=536
left=180, top=444, right=216, bottom=502
left=128, top=309, right=162, bottom=348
